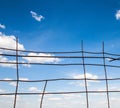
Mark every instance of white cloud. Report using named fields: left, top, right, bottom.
left=3, top=78, right=13, bottom=80
left=62, top=94, right=81, bottom=99
left=72, top=73, right=98, bottom=79
left=28, top=87, right=40, bottom=92
left=19, top=78, right=29, bottom=81
left=110, top=97, right=120, bottom=102
left=23, top=53, right=60, bottom=63
left=69, top=81, right=85, bottom=87
left=0, top=56, right=16, bottom=68
left=48, top=97, right=62, bottom=101
left=0, top=32, right=25, bottom=68
left=20, top=60, right=31, bottom=67
left=0, top=89, right=5, bottom=93
left=0, top=32, right=60, bottom=68
left=30, top=11, right=44, bottom=22
left=0, top=32, right=25, bottom=50
left=3, top=78, right=16, bottom=86
left=69, top=73, right=99, bottom=87
left=115, top=10, right=120, bottom=20
left=0, top=24, right=6, bottom=29
left=1, top=95, right=14, bottom=98
left=3, top=78, right=29, bottom=86
left=44, top=94, right=86, bottom=108
left=9, top=82, right=16, bottom=86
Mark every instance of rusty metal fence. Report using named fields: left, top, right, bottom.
left=0, top=40, right=120, bottom=108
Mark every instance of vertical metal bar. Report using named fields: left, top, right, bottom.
left=102, top=42, right=110, bottom=108
left=13, top=37, right=19, bottom=108
left=40, top=80, right=48, bottom=108
left=81, top=41, right=89, bottom=108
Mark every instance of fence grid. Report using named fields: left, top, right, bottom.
left=0, top=40, right=120, bottom=108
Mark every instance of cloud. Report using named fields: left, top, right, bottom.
left=28, top=87, right=40, bottom=92
left=0, top=32, right=25, bottom=68
left=19, top=78, right=29, bottom=81
left=69, top=81, right=85, bottom=87
left=0, top=32, right=25, bottom=50
left=20, top=60, right=31, bottom=67
left=30, top=11, right=44, bottom=22
left=43, top=94, right=86, bottom=108
left=3, top=78, right=16, bottom=86
left=0, top=56, right=16, bottom=68
left=0, top=32, right=60, bottom=68
left=23, top=53, right=60, bottom=63
left=3, top=78, right=29, bottom=86
left=48, top=97, right=62, bottom=101
left=0, top=24, right=6, bottom=29
left=115, top=10, right=120, bottom=20
left=9, top=78, right=29, bottom=86
left=0, top=89, right=5, bottom=93
left=3, top=78, right=13, bottom=80
left=72, top=73, right=98, bottom=79
left=69, top=73, right=99, bottom=87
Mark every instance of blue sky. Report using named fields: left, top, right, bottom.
left=0, top=0, right=120, bottom=108
left=0, top=0, right=120, bottom=51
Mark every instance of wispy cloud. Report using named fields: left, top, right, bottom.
left=30, top=11, right=44, bottom=22
left=48, top=97, right=62, bottom=101
left=115, top=10, right=120, bottom=20
left=3, top=78, right=29, bottom=86
left=72, top=73, right=98, bottom=79
left=0, top=32, right=25, bottom=50
left=0, top=56, right=16, bottom=68
left=69, top=72, right=99, bottom=87
left=0, top=24, right=6, bottom=29
left=0, top=89, right=5, bottom=93
left=0, top=32, right=60, bottom=68
left=28, top=87, right=40, bottom=92
left=23, top=53, right=60, bottom=63
left=0, top=32, right=25, bottom=68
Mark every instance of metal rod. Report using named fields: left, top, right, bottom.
left=102, top=42, right=110, bottom=108
left=40, top=81, right=47, bottom=108
left=81, top=41, right=89, bottom=108
left=13, top=37, right=19, bottom=108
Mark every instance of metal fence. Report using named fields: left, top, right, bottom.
left=0, top=40, right=120, bottom=108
